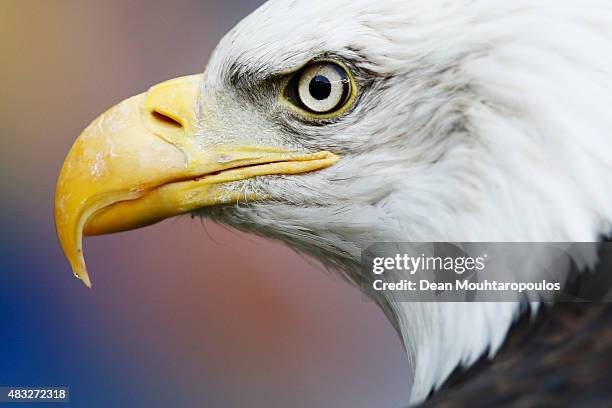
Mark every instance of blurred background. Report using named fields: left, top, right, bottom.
left=0, top=1, right=410, bottom=407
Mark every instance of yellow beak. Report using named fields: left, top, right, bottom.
left=55, top=74, right=339, bottom=287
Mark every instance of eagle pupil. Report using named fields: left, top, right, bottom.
left=309, top=75, right=332, bottom=100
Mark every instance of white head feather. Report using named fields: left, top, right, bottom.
left=195, top=0, right=612, bottom=403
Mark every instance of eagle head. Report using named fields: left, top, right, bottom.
left=55, top=0, right=612, bottom=404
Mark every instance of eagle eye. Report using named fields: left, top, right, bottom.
left=284, top=61, right=354, bottom=117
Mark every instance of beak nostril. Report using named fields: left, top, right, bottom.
left=150, top=110, right=183, bottom=128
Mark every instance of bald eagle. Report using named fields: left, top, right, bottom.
left=55, top=0, right=612, bottom=406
